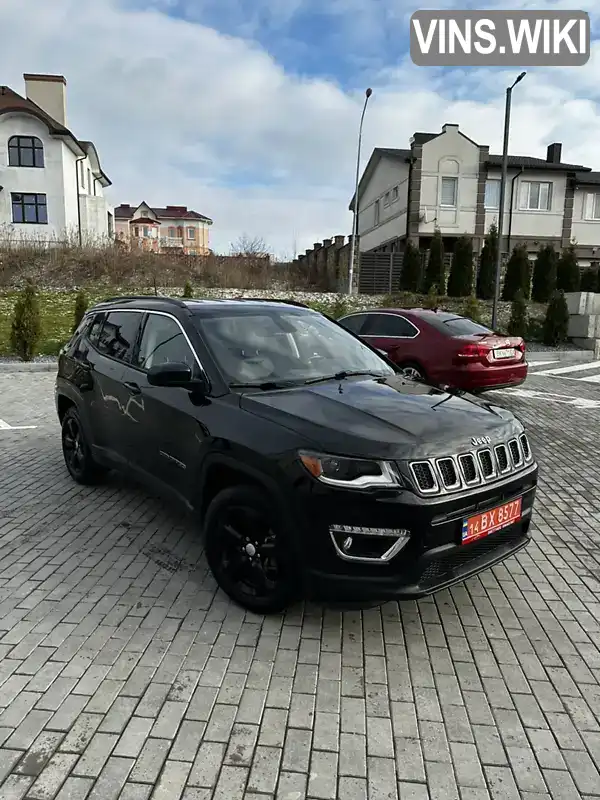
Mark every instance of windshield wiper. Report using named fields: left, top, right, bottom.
left=303, top=370, right=386, bottom=385
left=229, top=380, right=299, bottom=391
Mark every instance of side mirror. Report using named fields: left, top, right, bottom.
left=147, top=362, right=207, bottom=391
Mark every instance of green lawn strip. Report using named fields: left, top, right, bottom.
left=0, top=288, right=547, bottom=358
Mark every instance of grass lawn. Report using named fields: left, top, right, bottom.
left=0, top=287, right=548, bottom=358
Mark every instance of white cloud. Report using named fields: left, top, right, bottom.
left=1, top=0, right=599, bottom=258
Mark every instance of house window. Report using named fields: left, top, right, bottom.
left=143, top=226, right=150, bottom=237
left=11, top=193, right=47, bottom=224
left=484, top=179, right=501, bottom=209
left=520, top=181, right=552, bottom=211
left=168, top=226, right=176, bottom=238
left=87, top=169, right=92, bottom=195
left=440, top=177, right=458, bottom=207
left=187, top=227, right=195, bottom=240
left=374, top=199, right=380, bottom=226
left=584, top=193, right=600, bottom=220
left=8, top=136, right=44, bottom=168
left=383, top=192, right=390, bottom=207
left=134, top=226, right=140, bottom=237
left=391, top=186, right=399, bottom=202
left=79, top=161, right=85, bottom=188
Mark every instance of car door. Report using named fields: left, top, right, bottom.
left=360, top=313, right=420, bottom=364
left=119, top=311, right=208, bottom=501
left=84, top=309, right=144, bottom=465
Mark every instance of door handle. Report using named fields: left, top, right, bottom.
left=124, top=381, right=141, bottom=395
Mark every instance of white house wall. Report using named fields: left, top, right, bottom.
left=484, top=168, right=566, bottom=240
left=0, top=113, right=69, bottom=238
left=0, top=112, right=111, bottom=241
left=419, top=127, right=480, bottom=236
left=572, top=188, right=600, bottom=247
left=358, top=155, right=409, bottom=250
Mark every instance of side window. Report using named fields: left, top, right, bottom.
left=362, top=314, right=418, bottom=337
left=88, top=313, right=106, bottom=346
left=135, top=314, right=197, bottom=372
left=339, top=314, right=368, bottom=335
left=96, top=311, right=141, bottom=361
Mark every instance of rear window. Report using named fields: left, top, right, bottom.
left=427, top=315, right=492, bottom=337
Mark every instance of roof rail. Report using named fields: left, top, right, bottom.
left=96, top=294, right=188, bottom=308
left=234, top=297, right=310, bottom=309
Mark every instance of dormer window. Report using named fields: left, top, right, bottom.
left=8, top=136, right=44, bottom=168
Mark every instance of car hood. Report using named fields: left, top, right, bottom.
left=240, top=374, right=522, bottom=460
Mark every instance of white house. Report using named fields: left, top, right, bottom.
left=351, top=123, right=600, bottom=266
left=0, top=73, right=113, bottom=244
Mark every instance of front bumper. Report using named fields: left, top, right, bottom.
left=291, top=461, right=538, bottom=603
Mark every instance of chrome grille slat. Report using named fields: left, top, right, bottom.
left=408, top=434, right=533, bottom=496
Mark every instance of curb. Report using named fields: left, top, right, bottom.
left=0, top=362, right=57, bottom=373
left=527, top=349, right=594, bottom=363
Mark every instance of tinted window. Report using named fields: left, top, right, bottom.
left=339, top=314, right=368, bottom=334
left=88, top=313, right=105, bottom=346
left=135, top=314, right=196, bottom=371
left=194, top=308, right=394, bottom=386
left=362, top=314, right=418, bottom=337
left=96, top=311, right=141, bottom=361
left=429, top=316, right=492, bottom=336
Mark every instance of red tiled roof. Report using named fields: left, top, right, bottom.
left=115, top=203, right=212, bottom=224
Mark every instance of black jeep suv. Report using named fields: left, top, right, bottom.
left=55, top=295, right=538, bottom=613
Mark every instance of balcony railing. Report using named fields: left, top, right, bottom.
left=160, top=237, right=184, bottom=247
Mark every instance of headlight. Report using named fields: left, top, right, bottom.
left=299, top=451, right=403, bottom=489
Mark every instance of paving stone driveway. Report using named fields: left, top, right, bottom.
left=0, top=370, right=599, bottom=800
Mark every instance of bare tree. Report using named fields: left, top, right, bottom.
left=229, top=234, right=271, bottom=259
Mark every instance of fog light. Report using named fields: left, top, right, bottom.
left=329, top=524, right=410, bottom=564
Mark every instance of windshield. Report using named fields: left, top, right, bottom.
left=194, top=308, right=396, bottom=386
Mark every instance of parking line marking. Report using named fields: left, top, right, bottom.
left=492, top=388, right=600, bottom=408
left=527, top=360, right=561, bottom=368
left=533, top=360, right=600, bottom=376
left=0, top=418, right=37, bottom=430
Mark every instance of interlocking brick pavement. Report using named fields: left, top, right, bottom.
left=0, top=370, right=599, bottom=799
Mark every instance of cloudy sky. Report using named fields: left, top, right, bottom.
left=1, top=0, right=599, bottom=257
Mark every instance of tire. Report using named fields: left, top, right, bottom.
left=397, top=362, right=426, bottom=382
left=203, top=484, right=300, bottom=614
left=61, top=407, right=107, bottom=485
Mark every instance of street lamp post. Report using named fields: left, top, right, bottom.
left=348, top=87, right=373, bottom=295
left=491, top=71, right=526, bottom=331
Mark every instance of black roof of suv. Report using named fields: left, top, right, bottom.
left=55, top=295, right=538, bottom=613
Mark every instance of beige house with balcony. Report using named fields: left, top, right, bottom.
left=114, top=202, right=213, bottom=255
left=351, top=124, right=600, bottom=266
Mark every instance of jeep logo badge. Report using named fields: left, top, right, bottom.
left=471, top=435, right=491, bottom=447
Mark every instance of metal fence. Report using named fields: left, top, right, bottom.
left=358, top=251, right=454, bottom=295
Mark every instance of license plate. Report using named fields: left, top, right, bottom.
left=462, top=497, right=522, bottom=544
left=493, top=348, right=515, bottom=359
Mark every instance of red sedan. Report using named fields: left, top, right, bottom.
left=337, top=307, right=528, bottom=392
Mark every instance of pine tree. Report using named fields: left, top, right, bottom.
left=502, top=244, right=530, bottom=301
left=556, top=244, right=581, bottom=293
left=508, top=290, right=528, bottom=337
left=531, top=243, right=558, bottom=303
left=476, top=222, right=498, bottom=300
left=447, top=235, right=474, bottom=297
left=10, top=279, right=42, bottom=362
left=581, top=267, right=598, bottom=292
left=463, top=295, right=481, bottom=323
left=182, top=280, right=194, bottom=298
left=72, top=289, right=88, bottom=334
left=543, top=290, right=570, bottom=346
left=423, top=228, right=445, bottom=295
left=400, top=240, right=422, bottom=292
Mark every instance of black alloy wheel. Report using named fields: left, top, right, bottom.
left=61, top=407, right=106, bottom=485
left=204, top=485, right=298, bottom=614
